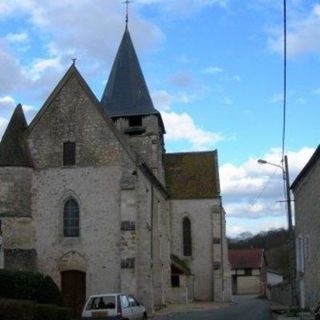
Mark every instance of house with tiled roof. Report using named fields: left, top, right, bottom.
left=0, top=25, right=231, bottom=317
left=291, top=145, right=320, bottom=309
left=229, top=248, right=267, bottom=295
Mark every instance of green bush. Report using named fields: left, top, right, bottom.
left=34, top=304, right=71, bottom=320
left=0, top=270, right=43, bottom=301
left=0, top=299, right=34, bottom=320
left=0, top=299, right=72, bottom=320
left=33, top=276, right=63, bottom=306
left=0, top=270, right=63, bottom=306
left=56, top=306, right=72, bottom=320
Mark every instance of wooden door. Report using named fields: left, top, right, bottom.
left=61, top=271, right=86, bottom=319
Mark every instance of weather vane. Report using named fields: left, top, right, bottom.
left=122, top=0, right=133, bottom=27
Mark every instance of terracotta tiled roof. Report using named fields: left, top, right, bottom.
left=228, top=249, right=265, bottom=269
left=164, top=151, right=220, bottom=199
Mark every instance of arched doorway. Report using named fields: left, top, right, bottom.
left=61, top=270, right=86, bottom=319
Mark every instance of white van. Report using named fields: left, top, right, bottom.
left=81, top=293, right=147, bottom=319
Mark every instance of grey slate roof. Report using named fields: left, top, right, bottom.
left=101, top=27, right=164, bottom=130
left=0, top=104, right=32, bottom=167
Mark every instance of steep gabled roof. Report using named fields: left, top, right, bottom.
left=164, top=151, right=220, bottom=199
left=291, top=145, right=320, bottom=191
left=101, top=28, right=162, bottom=121
left=228, top=249, right=265, bottom=269
left=0, top=104, right=32, bottom=167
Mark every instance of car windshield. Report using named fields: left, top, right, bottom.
left=86, top=296, right=116, bottom=310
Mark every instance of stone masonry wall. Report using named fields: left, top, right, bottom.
left=293, top=158, right=320, bottom=308
left=170, top=199, right=220, bottom=301
left=114, top=116, right=165, bottom=184
left=32, top=166, right=123, bottom=296
left=27, top=74, right=125, bottom=169
left=0, top=167, right=33, bottom=217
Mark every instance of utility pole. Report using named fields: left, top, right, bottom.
left=284, top=155, right=296, bottom=306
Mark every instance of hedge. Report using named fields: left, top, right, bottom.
left=0, top=270, right=63, bottom=306
left=0, top=270, right=43, bottom=301
left=0, top=299, right=71, bottom=320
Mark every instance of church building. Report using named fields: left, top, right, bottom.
left=0, top=25, right=231, bottom=317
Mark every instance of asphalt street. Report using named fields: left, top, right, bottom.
left=153, top=295, right=273, bottom=320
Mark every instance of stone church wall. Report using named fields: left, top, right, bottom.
left=27, top=74, right=125, bottom=169
left=170, top=198, right=223, bottom=301
left=32, top=166, right=123, bottom=296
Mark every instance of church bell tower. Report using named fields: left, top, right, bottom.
left=101, top=26, right=165, bottom=181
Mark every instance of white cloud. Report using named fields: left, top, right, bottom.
left=162, top=111, right=223, bottom=150
left=202, top=66, right=224, bottom=74
left=0, top=117, right=9, bottom=139
left=268, top=4, right=320, bottom=57
left=5, top=32, right=29, bottom=43
left=0, top=96, right=15, bottom=109
left=221, top=147, right=315, bottom=219
left=27, top=57, right=63, bottom=81
left=152, top=89, right=223, bottom=150
left=0, top=0, right=164, bottom=97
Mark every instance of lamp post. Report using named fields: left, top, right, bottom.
left=258, top=155, right=295, bottom=305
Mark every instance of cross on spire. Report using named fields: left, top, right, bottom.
left=123, top=0, right=133, bottom=27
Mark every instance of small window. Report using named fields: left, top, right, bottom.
left=183, top=217, right=192, bottom=256
left=244, top=268, right=252, bottom=276
left=128, top=116, right=142, bottom=127
left=63, top=198, right=79, bottom=237
left=171, top=275, right=180, bottom=288
left=63, top=142, right=76, bottom=166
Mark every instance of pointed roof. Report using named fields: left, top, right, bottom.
left=101, top=28, right=163, bottom=124
left=0, top=104, right=32, bottom=167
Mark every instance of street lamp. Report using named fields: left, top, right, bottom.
left=257, top=156, right=293, bottom=232
left=258, top=155, right=295, bottom=305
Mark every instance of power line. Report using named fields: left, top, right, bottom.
left=282, top=0, right=287, bottom=159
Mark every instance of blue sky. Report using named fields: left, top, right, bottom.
left=0, top=0, right=319, bottom=237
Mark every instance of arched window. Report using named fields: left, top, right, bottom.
left=183, top=217, right=192, bottom=256
left=63, top=198, right=79, bottom=237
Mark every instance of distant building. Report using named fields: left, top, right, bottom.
left=229, top=248, right=267, bottom=295
left=291, top=145, right=320, bottom=309
left=0, top=25, right=231, bottom=317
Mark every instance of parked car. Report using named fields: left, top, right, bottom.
left=81, top=293, right=147, bottom=319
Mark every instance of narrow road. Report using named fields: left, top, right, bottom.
left=153, top=295, right=273, bottom=320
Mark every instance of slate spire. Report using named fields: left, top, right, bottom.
left=0, top=104, right=32, bottom=167
left=101, top=28, right=163, bottom=129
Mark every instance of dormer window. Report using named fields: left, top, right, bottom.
left=63, top=142, right=76, bottom=166
left=129, top=116, right=142, bottom=127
